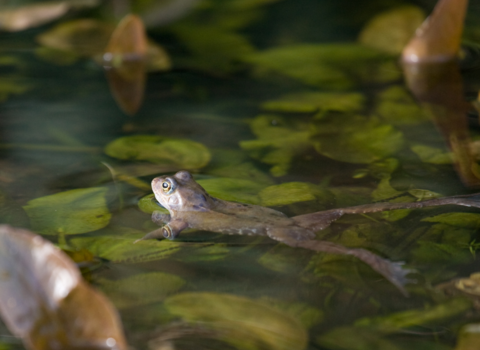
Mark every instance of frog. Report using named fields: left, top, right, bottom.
left=137, top=171, right=419, bottom=295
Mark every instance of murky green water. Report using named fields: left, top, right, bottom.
left=2, top=0, right=480, bottom=349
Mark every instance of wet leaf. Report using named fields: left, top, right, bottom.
left=0, top=225, right=127, bottom=350
left=23, top=187, right=111, bottom=235
left=105, top=135, right=211, bottom=169
left=69, top=227, right=181, bottom=263
left=0, top=2, right=69, bottom=32
left=165, top=292, right=308, bottom=350
left=371, top=177, right=413, bottom=221
left=311, top=115, right=405, bottom=164
left=259, top=182, right=331, bottom=207
left=262, top=92, right=365, bottom=114
left=244, top=44, right=400, bottom=90
left=98, top=272, right=185, bottom=309
left=240, top=115, right=311, bottom=176
left=422, top=213, right=480, bottom=229
left=197, top=177, right=266, bottom=205
left=359, top=6, right=425, bottom=55
left=317, top=327, right=402, bottom=350
left=412, top=241, right=471, bottom=264
left=374, top=86, right=431, bottom=125
left=354, top=297, right=472, bottom=333
left=411, top=144, right=453, bottom=164
left=179, top=243, right=230, bottom=262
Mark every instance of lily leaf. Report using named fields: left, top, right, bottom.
left=165, top=292, right=308, bottom=350
left=0, top=225, right=127, bottom=350
left=354, top=297, right=472, bottom=333
left=422, top=213, right=480, bottom=229
left=410, top=144, right=453, bottom=164
left=244, top=43, right=400, bottom=90
left=23, top=187, right=111, bottom=235
left=98, top=272, right=185, bottom=309
left=359, top=6, right=425, bottom=55
left=259, top=182, right=332, bottom=207
left=69, top=227, right=181, bottom=263
left=197, top=177, right=266, bottom=205
left=105, top=135, right=211, bottom=169
left=262, top=92, right=365, bottom=114
left=311, top=115, right=405, bottom=164
left=240, top=114, right=311, bottom=176
left=374, top=86, right=431, bottom=125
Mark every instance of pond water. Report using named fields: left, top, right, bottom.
left=1, top=0, right=480, bottom=349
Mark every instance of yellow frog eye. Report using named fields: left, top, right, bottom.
left=162, top=181, right=172, bottom=193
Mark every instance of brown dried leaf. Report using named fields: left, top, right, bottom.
left=402, top=0, right=468, bottom=62
left=0, top=225, right=127, bottom=350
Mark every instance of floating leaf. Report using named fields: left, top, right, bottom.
left=244, top=44, right=400, bottom=90
left=105, top=135, right=211, bottom=169
left=411, top=144, right=453, bottom=164
left=165, top=292, right=308, bottom=350
left=240, top=115, right=311, bottom=176
left=23, top=187, right=111, bottom=235
left=179, top=243, right=230, bottom=262
left=311, top=115, right=405, bottom=164
left=197, top=177, right=266, bottom=205
left=258, top=298, right=323, bottom=329
left=354, top=297, right=472, bottom=333
left=262, top=92, right=365, bottom=114
left=69, top=227, right=181, bottom=263
left=0, top=225, right=127, bottom=350
left=374, top=86, right=431, bottom=125
left=422, top=213, right=480, bottom=229
left=98, top=272, right=185, bottom=309
left=259, top=182, right=331, bottom=207
left=0, top=2, right=69, bottom=32
left=359, top=6, right=425, bottom=55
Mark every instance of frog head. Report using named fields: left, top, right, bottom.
left=151, top=171, right=214, bottom=213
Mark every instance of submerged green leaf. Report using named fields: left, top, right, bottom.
left=258, top=244, right=312, bottom=273
left=374, top=86, right=431, bottom=125
left=422, top=213, right=480, bottom=229
left=23, top=187, right=111, bottom=235
left=354, top=297, right=472, bottom=333
left=98, top=272, right=185, bottom=309
left=411, top=144, right=453, bottom=164
left=105, top=135, right=211, bottom=169
left=165, top=292, right=308, bottom=350
left=240, top=114, right=311, bottom=176
left=244, top=44, right=400, bottom=90
left=69, top=227, right=181, bottom=263
left=312, top=115, right=405, bottom=164
left=262, top=92, right=365, bottom=114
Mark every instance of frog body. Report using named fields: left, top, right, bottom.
left=143, top=171, right=315, bottom=243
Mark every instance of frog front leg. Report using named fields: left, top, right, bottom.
left=152, top=210, right=171, bottom=225
left=135, top=218, right=188, bottom=242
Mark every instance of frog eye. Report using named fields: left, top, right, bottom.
left=162, top=180, right=172, bottom=193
